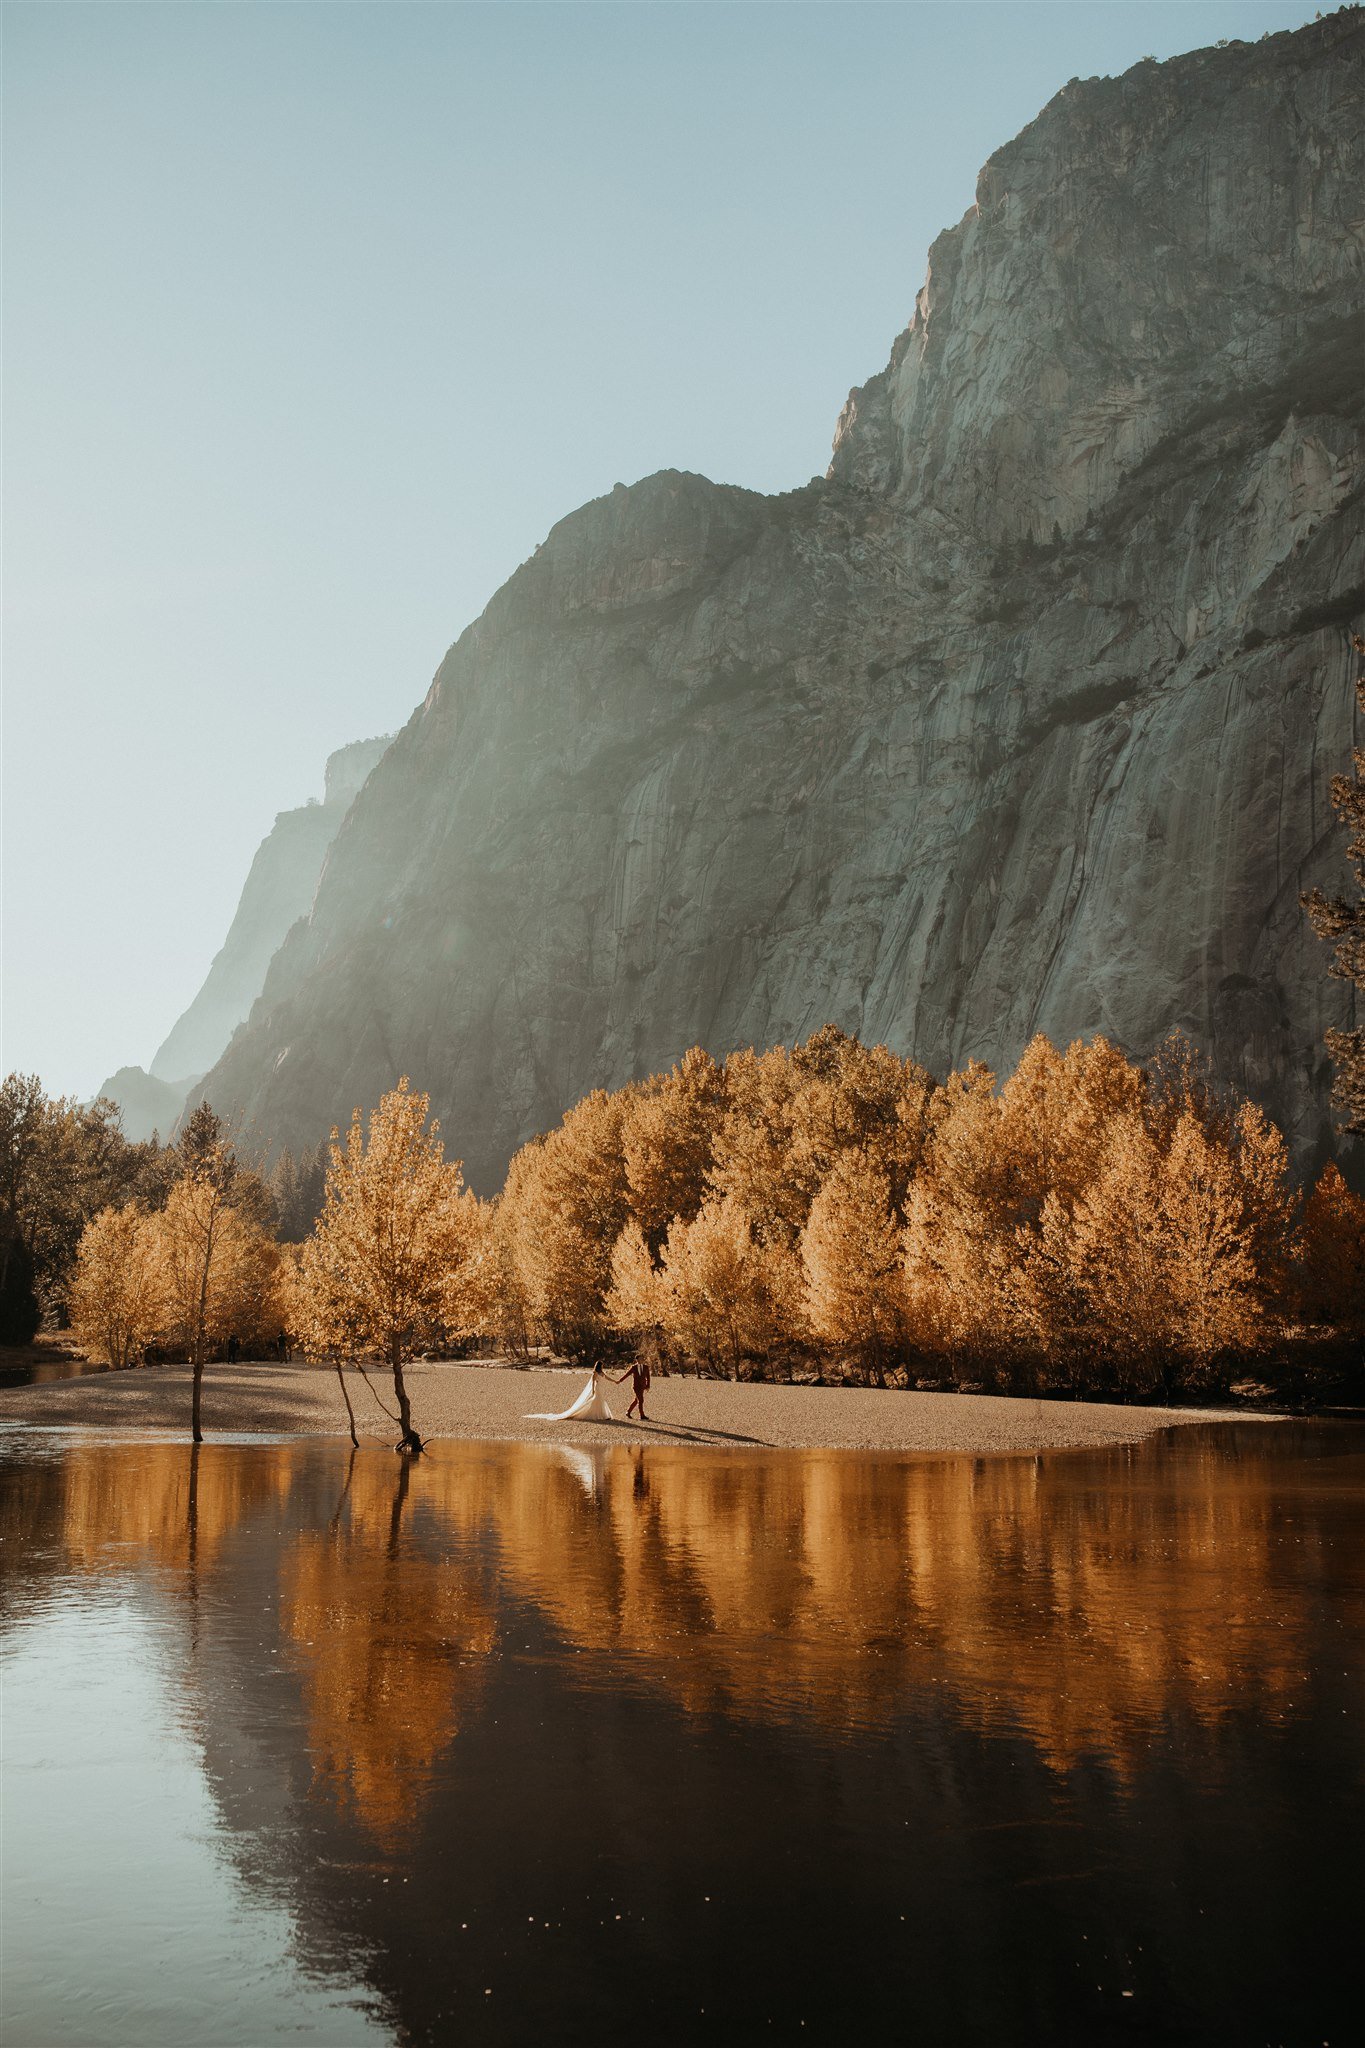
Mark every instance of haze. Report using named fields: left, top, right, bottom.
left=2, top=0, right=1317, bottom=1099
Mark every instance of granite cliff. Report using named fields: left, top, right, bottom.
left=198, top=14, right=1364, bottom=1189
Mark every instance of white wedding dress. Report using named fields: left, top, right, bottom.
left=527, top=1371, right=615, bottom=1423
left=556, top=1446, right=608, bottom=1498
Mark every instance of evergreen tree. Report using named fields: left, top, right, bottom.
left=0, top=1226, right=39, bottom=1345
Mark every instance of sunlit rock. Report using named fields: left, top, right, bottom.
left=197, top=16, right=1363, bottom=1187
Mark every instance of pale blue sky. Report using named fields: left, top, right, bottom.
left=3, top=0, right=1320, bottom=1098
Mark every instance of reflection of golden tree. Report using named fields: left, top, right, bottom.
left=54, top=1442, right=292, bottom=1576
left=279, top=1456, right=497, bottom=1848
left=418, top=1443, right=1357, bottom=1781
left=24, top=1435, right=1361, bottom=1820
left=890, top=1449, right=1319, bottom=1776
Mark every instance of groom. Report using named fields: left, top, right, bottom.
left=614, top=1356, right=652, bottom=1421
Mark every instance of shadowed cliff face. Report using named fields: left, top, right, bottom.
left=200, top=17, right=1362, bottom=1189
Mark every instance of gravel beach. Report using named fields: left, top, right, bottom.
left=0, top=1359, right=1232, bottom=1454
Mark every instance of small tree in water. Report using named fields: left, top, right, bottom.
left=151, top=1107, right=281, bottom=1441
left=297, top=1079, right=483, bottom=1451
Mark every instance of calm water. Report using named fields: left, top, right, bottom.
left=1, top=1425, right=1360, bottom=2045
left=0, top=1354, right=111, bottom=1388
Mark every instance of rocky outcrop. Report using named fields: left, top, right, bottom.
left=198, top=15, right=1364, bottom=1189
left=92, top=1065, right=197, bottom=1144
left=151, top=735, right=392, bottom=1086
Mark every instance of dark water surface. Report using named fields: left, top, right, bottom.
left=0, top=1354, right=112, bottom=1388
left=2, top=1424, right=1360, bottom=2045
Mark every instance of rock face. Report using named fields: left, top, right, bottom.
left=91, top=1066, right=194, bottom=1145
left=150, top=734, right=393, bottom=1085
left=199, top=16, right=1364, bottom=1190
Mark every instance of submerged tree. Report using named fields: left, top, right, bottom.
left=151, top=1118, right=282, bottom=1441
left=295, top=1079, right=483, bottom=1450
left=1302, top=631, right=1365, bottom=1131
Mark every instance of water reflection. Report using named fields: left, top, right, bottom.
left=280, top=1453, right=498, bottom=1847
left=0, top=1352, right=112, bottom=1387
left=2, top=1426, right=1361, bottom=2044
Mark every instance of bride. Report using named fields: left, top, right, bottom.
left=526, top=1367, right=614, bottom=1423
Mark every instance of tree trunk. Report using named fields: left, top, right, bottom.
left=187, top=1440, right=200, bottom=1571
left=388, top=1453, right=411, bottom=1553
left=191, top=1349, right=204, bottom=1445
left=335, top=1359, right=359, bottom=1448
left=391, top=1336, right=418, bottom=1450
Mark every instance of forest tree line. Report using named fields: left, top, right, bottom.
left=0, top=1075, right=335, bottom=1349
left=24, top=1026, right=1365, bottom=1407
left=8, top=632, right=1362, bottom=1413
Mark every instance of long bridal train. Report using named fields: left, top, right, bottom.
left=527, top=1370, right=615, bottom=1423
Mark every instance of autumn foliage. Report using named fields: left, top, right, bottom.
left=290, top=1078, right=489, bottom=1443
left=68, top=1112, right=282, bottom=1377
left=496, top=1028, right=1360, bottom=1397
left=48, top=1024, right=1365, bottom=1410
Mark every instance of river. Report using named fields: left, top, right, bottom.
left=1, top=1423, right=1359, bottom=2043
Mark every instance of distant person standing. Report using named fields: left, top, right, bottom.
left=615, top=1357, right=651, bottom=1421
left=278, top=1329, right=290, bottom=1363
left=227, top=1333, right=240, bottom=1364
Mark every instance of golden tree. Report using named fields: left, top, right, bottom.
left=707, top=1045, right=806, bottom=1244
left=708, top=1029, right=931, bottom=1251
left=152, top=1176, right=283, bottom=1437
left=898, top=1035, right=1295, bottom=1391
left=68, top=1202, right=166, bottom=1368
left=786, top=1026, right=933, bottom=1210
left=800, top=1154, right=905, bottom=1381
left=620, top=1046, right=725, bottom=1254
left=280, top=1241, right=368, bottom=1446
left=997, top=1034, right=1147, bottom=1214
left=1297, top=1163, right=1365, bottom=1333
left=294, top=1078, right=482, bottom=1447
left=898, top=1060, right=1013, bottom=1370
left=1045, top=1109, right=1281, bottom=1390
left=476, top=1201, right=533, bottom=1356
left=605, top=1219, right=668, bottom=1344
left=499, top=1088, right=631, bottom=1360
left=656, top=1195, right=804, bottom=1377
left=899, top=1178, right=957, bottom=1359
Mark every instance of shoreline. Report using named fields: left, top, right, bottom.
left=0, top=1359, right=1252, bottom=1456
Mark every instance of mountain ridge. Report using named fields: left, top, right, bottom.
left=193, top=12, right=1364, bottom=1190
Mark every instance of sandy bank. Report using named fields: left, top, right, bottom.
left=0, top=1360, right=1235, bottom=1455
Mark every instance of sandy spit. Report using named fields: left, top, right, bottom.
left=0, top=1360, right=1237, bottom=1455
